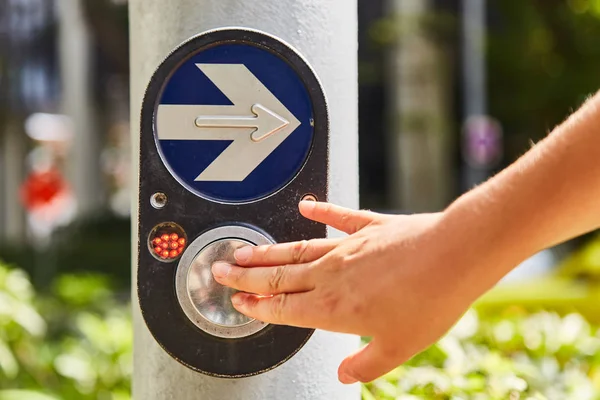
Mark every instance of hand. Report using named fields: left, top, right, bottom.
left=211, top=201, right=489, bottom=384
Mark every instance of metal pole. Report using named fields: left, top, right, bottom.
left=461, top=0, right=488, bottom=190
left=1, top=120, right=26, bottom=243
left=129, top=1, right=360, bottom=399
left=0, top=2, right=26, bottom=244
left=57, top=0, right=104, bottom=216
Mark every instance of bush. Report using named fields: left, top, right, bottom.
left=0, top=261, right=131, bottom=400
left=364, top=309, right=600, bottom=399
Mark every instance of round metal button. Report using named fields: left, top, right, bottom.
left=188, top=239, right=254, bottom=327
left=176, top=226, right=272, bottom=339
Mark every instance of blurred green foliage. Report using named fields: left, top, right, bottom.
left=0, top=260, right=131, bottom=400
left=558, top=233, right=600, bottom=282
left=364, top=309, right=600, bottom=400
left=475, top=234, right=600, bottom=325
left=361, top=1, right=600, bottom=167
left=488, top=0, right=600, bottom=159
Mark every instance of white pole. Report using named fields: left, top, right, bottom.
left=1, top=120, right=26, bottom=243
left=57, top=0, right=104, bottom=216
left=129, top=1, right=360, bottom=399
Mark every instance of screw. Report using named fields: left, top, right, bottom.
left=151, top=192, right=168, bottom=209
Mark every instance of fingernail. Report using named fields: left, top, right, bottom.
left=231, top=293, right=246, bottom=306
left=339, top=372, right=358, bottom=385
left=234, top=246, right=252, bottom=263
left=299, top=200, right=316, bottom=211
left=211, top=262, right=231, bottom=279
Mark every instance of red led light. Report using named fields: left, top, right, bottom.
left=148, top=222, right=188, bottom=262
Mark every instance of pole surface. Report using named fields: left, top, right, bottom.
left=58, top=0, right=104, bottom=216
left=129, top=1, right=360, bottom=399
left=461, top=0, right=489, bottom=190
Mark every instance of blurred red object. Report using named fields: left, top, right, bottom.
left=20, top=168, right=70, bottom=212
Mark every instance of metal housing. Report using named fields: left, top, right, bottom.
left=137, top=28, right=329, bottom=377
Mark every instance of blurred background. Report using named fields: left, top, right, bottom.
left=1, top=0, right=600, bottom=399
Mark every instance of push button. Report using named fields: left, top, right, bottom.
left=175, top=226, right=272, bottom=339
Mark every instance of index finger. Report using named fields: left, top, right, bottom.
left=299, top=201, right=377, bottom=234
left=234, top=238, right=340, bottom=266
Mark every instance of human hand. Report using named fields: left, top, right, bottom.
left=211, top=201, right=492, bottom=384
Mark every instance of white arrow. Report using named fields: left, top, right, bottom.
left=194, top=103, right=290, bottom=143
left=156, top=64, right=301, bottom=182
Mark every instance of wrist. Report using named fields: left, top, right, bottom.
left=435, top=193, right=538, bottom=295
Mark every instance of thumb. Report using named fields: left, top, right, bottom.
left=299, top=201, right=377, bottom=235
left=338, top=340, right=405, bottom=384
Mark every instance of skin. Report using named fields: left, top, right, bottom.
left=211, top=90, right=600, bottom=384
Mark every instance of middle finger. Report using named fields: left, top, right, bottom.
left=212, top=262, right=315, bottom=295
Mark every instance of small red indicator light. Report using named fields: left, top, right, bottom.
left=148, top=222, right=188, bottom=262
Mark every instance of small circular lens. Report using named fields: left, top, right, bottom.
left=301, top=193, right=317, bottom=202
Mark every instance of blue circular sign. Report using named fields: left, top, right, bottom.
left=151, top=31, right=322, bottom=204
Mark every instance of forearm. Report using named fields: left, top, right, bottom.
left=441, top=91, right=600, bottom=288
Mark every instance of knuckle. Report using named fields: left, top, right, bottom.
left=339, top=211, right=354, bottom=230
left=259, top=245, right=273, bottom=261
left=342, top=236, right=370, bottom=263
left=268, top=266, right=286, bottom=293
left=292, top=240, right=310, bottom=263
left=325, top=252, right=346, bottom=273
left=379, top=341, right=408, bottom=363
left=243, top=294, right=259, bottom=312
left=230, top=267, right=246, bottom=284
left=271, top=294, right=288, bottom=321
left=320, top=290, right=340, bottom=315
